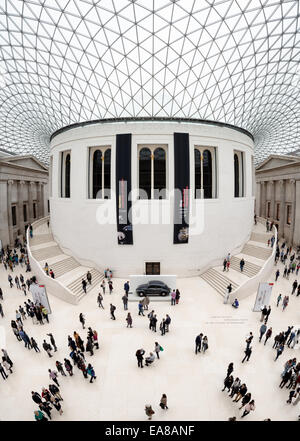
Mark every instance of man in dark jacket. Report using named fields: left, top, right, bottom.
left=136, top=349, right=145, bottom=368
left=195, top=333, right=203, bottom=354
left=31, top=391, right=42, bottom=404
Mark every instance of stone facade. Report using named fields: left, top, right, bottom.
left=255, top=154, right=300, bottom=246
left=0, top=153, right=49, bottom=246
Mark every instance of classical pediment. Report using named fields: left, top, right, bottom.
left=1, top=155, right=48, bottom=171
left=256, top=155, right=299, bottom=171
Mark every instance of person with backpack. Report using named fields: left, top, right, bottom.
left=154, top=342, right=163, bottom=359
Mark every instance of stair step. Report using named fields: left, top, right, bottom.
left=241, top=244, right=272, bottom=260
left=250, top=232, right=272, bottom=243
left=229, top=256, right=261, bottom=278
left=31, top=245, right=62, bottom=261
left=67, top=269, right=104, bottom=296
left=30, top=233, right=54, bottom=245
left=47, top=257, right=81, bottom=278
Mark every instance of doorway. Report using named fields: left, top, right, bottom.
left=145, top=262, right=160, bottom=275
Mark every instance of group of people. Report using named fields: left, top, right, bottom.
left=195, top=333, right=209, bottom=354
left=0, top=349, right=13, bottom=380
left=145, top=394, right=168, bottom=420
left=279, top=358, right=300, bottom=405
left=136, top=342, right=164, bottom=368
left=44, top=263, right=55, bottom=279
left=147, top=310, right=171, bottom=336
left=222, top=363, right=255, bottom=418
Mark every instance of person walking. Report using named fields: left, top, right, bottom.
left=229, top=377, right=241, bottom=398
left=0, top=362, right=8, bottom=379
left=136, top=349, right=145, bottom=368
left=233, top=383, right=247, bottom=402
left=264, top=327, right=272, bottom=345
left=160, top=319, right=166, bottom=336
left=87, top=363, right=96, bottom=383
left=195, top=333, right=203, bottom=354
left=100, top=280, right=106, bottom=295
left=223, top=258, right=227, bottom=272
left=47, top=333, right=57, bottom=352
left=39, top=401, right=52, bottom=420
left=275, top=343, right=284, bottom=361
left=260, top=305, right=268, bottom=322
left=122, top=294, right=128, bottom=311
left=108, top=280, right=113, bottom=294
left=92, top=330, right=99, bottom=349
left=126, top=312, right=133, bottom=328
left=240, top=258, right=245, bottom=272
left=79, top=313, right=85, bottom=329
left=49, top=383, right=63, bottom=401
left=239, top=392, right=251, bottom=410
left=165, top=314, right=171, bottom=332
left=245, top=332, right=253, bottom=349
left=145, top=405, right=155, bottom=420
left=8, top=274, right=13, bottom=288
left=142, top=294, right=150, bottom=311
left=48, top=369, right=60, bottom=386
left=34, top=410, right=48, bottom=422
left=43, top=340, right=53, bottom=358
left=242, top=346, right=252, bottom=363
left=292, top=280, right=298, bottom=295
left=202, top=335, right=209, bottom=353
left=138, top=301, right=145, bottom=316
left=82, top=279, right=87, bottom=294
left=259, top=323, right=267, bottom=342
left=56, top=361, right=66, bottom=376
left=160, top=394, right=168, bottom=410
left=0, top=303, right=4, bottom=318
left=31, top=391, right=42, bottom=405
left=64, top=358, right=73, bottom=376
left=227, top=362, right=234, bottom=378
left=110, top=304, right=116, bottom=320
left=175, top=289, right=180, bottom=304
left=275, top=269, right=280, bottom=281
left=241, top=400, right=255, bottom=418
left=264, top=306, right=271, bottom=324
left=276, top=293, right=282, bottom=307
left=282, top=296, right=289, bottom=311
left=97, top=293, right=104, bottom=309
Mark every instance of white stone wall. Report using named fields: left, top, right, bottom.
left=50, top=121, right=255, bottom=276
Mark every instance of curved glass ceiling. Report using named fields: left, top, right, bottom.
left=0, top=0, right=299, bottom=164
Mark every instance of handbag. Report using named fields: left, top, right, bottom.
left=160, top=346, right=164, bottom=351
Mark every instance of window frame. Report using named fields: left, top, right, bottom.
left=194, top=146, right=216, bottom=199
left=137, top=144, right=168, bottom=200
left=88, top=146, right=111, bottom=199
left=233, top=150, right=245, bottom=198
left=11, top=205, right=17, bottom=226
left=286, top=204, right=292, bottom=225
left=60, top=150, right=71, bottom=198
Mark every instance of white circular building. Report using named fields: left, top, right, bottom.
left=49, top=118, right=255, bottom=276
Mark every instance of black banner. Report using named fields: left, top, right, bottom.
left=116, top=134, right=133, bottom=245
left=173, top=133, right=190, bottom=244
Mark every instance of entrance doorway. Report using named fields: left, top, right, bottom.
left=145, top=262, right=160, bottom=275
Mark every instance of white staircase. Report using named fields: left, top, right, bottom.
left=67, top=268, right=104, bottom=302
left=31, top=245, right=63, bottom=261
left=230, top=256, right=262, bottom=278
left=47, top=257, right=81, bottom=278
left=200, top=268, right=239, bottom=297
left=241, top=243, right=272, bottom=260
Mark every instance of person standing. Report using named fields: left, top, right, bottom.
left=275, top=269, right=280, bottom=281
left=260, top=305, right=268, bottom=322
left=86, top=271, right=92, bottom=285
left=122, top=294, right=128, bottom=311
left=264, top=306, right=271, bottom=324
left=264, top=327, right=272, bottom=345
left=92, top=330, right=99, bottom=349
left=160, top=394, right=168, bottom=410
left=202, top=336, right=208, bottom=353
left=31, top=391, right=42, bottom=405
left=108, top=280, right=113, bottom=294
left=0, top=362, right=8, bottom=379
left=195, top=333, right=203, bottom=354
left=227, top=362, right=234, bottom=378
left=100, top=280, right=106, bottom=295
left=136, top=349, right=145, bottom=368
left=175, top=289, right=180, bottom=304
left=259, top=323, right=267, bottom=342
left=145, top=405, right=155, bottom=420
left=239, top=392, right=251, bottom=410
left=82, top=279, right=87, bottom=294
left=292, top=280, right=298, bottom=295
left=64, top=358, right=73, bottom=376
left=47, top=333, right=57, bottom=352
left=223, top=258, right=227, bottom=272
left=160, top=319, right=166, bottom=336
left=48, top=369, right=60, bottom=386
left=240, top=258, right=245, bottom=272
left=0, top=303, right=4, bottom=318
left=154, top=342, right=162, bottom=359
left=87, top=363, right=96, bottom=383
left=165, top=314, right=171, bottom=332
left=126, top=313, right=133, bottom=328
left=233, top=383, right=247, bottom=402
left=142, top=294, right=150, bottom=311
left=34, top=410, right=48, bottom=422
left=124, top=281, right=130, bottom=295
left=229, top=377, right=241, bottom=398
left=282, top=296, right=289, bottom=311
left=79, top=313, right=85, bottom=329
left=245, top=332, right=253, bottom=349
left=222, top=375, right=234, bottom=392
left=171, top=290, right=176, bottom=306
left=110, top=304, right=116, bottom=320
left=56, top=361, right=66, bottom=376
left=97, top=293, right=104, bottom=309
left=43, top=340, right=53, bottom=358
left=151, top=314, right=158, bottom=332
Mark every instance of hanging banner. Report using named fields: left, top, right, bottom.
left=29, top=283, right=52, bottom=314
left=173, top=132, right=190, bottom=244
left=253, top=282, right=273, bottom=312
left=116, top=133, right=133, bottom=245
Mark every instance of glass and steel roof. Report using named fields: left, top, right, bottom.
left=0, top=0, right=299, bottom=164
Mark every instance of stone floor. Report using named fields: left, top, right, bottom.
left=0, top=243, right=299, bottom=421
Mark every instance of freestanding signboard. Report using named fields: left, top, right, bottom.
left=253, top=282, right=273, bottom=312
left=29, top=283, right=52, bottom=314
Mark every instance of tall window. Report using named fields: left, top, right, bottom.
left=138, top=145, right=167, bottom=199
left=89, top=147, right=111, bottom=199
left=234, top=150, right=245, bottom=197
left=267, top=201, right=271, bottom=218
left=23, top=204, right=27, bottom=222
left=12, top=206, right=17, bottom=226
left=33, top=202, right=36, bottom=219
left=60, top=151, right=71, bottom=198
left=286, top=204, right=292, bottom=225
left=194, top=147, right=216, bottom=198
left=276, top=203, right=280, bottom=221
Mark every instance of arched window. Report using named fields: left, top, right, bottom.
left=194, top=147, right=215, bottom=199
left=139, top=147, right=151, bottom=199
left=154, top=148, right=166, bottom=199
left=203, top=150, right=212, bottom=198
left=93, top=150, right=102, bottom=198
left=89, top=147, right=111, bottom=199
left=65, top=154, right=71, bottom=198
left=234, top=153, right=239, bottom=197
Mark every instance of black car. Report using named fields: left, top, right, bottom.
left=136, top=280, right=171, bottom=297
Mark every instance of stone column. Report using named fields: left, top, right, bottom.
left=289, top=179, right=296, bottom=245
left=278, top=179, right=286, bottom=239
left=7, top=179, right=14, bottom=244
left=293, top=180, right=300, bottom=246
left=17, top=180, right=25, bottom=235
left=269, top=180, right=275, bottom=221
left=28, top=181, right=35, bottom=222
left=259, top=181, right=266, bottom=218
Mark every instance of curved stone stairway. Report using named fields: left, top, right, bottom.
left=199, top=221, right=274, bottom=298
left=29, top=220, right=104, bottom=303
